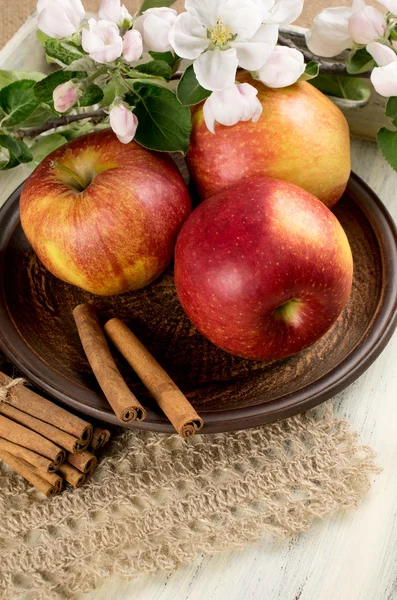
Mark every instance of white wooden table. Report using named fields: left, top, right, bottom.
left=1, top=17, right=397, bottom=600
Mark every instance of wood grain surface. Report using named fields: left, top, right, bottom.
left=0, top=17, right=396, bottom=600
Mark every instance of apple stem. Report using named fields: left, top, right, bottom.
left=52, top=161, right=86, bottom=191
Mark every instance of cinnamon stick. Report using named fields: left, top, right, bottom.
left=91, top=427, right=111, bottom=451
left=104, top=319, right=203, bottom=438
left=0, top=403, right=87, bottom=454
left=67, top=450, right=97, bottom=473
left=34, top=469, right=63, bottom=495
left=0, top=415, right=65, bottom=467
left=0, top=437, right=56, bottom=473
left=58, top=462, right=85, bottom=488
left=73, top=304, right=146, bottom=423
left=0, top=372, right=92, bottom=445
left=0, top=449, right=61, bottom=497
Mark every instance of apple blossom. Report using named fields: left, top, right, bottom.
left=367, top=41, right=397, bottom=97
left=305, top=0, right=364, bottom=58
left=258, top=0, right=304, bottom=26
left=203, top=83, right=263, bottom=133
left=53, top=80, right=80, bottom=112
left=123, top=30, right=143, bottom=63
left=82, top=19, right=123, bottom=64
left=348, top=6, right=386, bottom=45
left=37, top=0, right=85, bottom=38
left=134, top=7, right=177, bottom=53
left=110, top=104, right=138, bottom=144
left=98, top=0, right=132, bottom=28
left=257, top=46, right=305, bottom=87
left=169, top=0, right=278, bottom=92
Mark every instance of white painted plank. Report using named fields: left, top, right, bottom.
left=0, top=19, right=396, bottom=600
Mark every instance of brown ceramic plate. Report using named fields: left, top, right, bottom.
left=0, top=173, right=396, bottom=433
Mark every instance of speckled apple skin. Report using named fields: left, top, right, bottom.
left=187, top=76, right=351, bottom=208
left=20, top=130, right=191, bottom=296
left=174, top=177, right=353, bottom=361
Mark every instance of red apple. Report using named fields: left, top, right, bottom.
left=187, top=75, right=350, bottom=208
left=20, top=130, right=191, bottom=296
left=174, top=177, right=353, bottom=361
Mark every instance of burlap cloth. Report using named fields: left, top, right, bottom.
left=0, top=399, right=378, bottom=600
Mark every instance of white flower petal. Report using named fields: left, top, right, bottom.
left=169, top=12, right=208, bottom=59
left=123, top=30, right=143, bottom=63
left=305, top=6, right=353, bottom=57
left=371, top=62, right=397, bottom=96
left=140, top=13, right=173, bottom=52
left=194, top=48, right=238, bottom=92
left=257, top=45, right=305, bottom=88
left=348, top=6, right=386, bottom=45
left=185, top=0, right=223, bottom=27
left=232, top=23, right=278, bottom=70
left=261, top=0, right=304, bottom=25
left=203, top=83, right=263, bottom=133
left=218, top=0, right=263, bottom=40
left=377, top=0, right=397, bottom=14
left=110, top=105, right=138, bottom=144
left=367, top=41, right=397, bottom=66
left=98, top=0, right=121, bottom=24
left=82, top=19, right=123, bottom=63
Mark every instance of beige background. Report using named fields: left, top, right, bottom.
left=0, top=0, right=361, bottom=49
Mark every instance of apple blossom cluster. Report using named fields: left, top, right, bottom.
left=306, top=0, right=397, bottom=97
left=37, top=0, right=307, bottom=143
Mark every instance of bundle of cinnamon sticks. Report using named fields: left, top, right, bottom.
left=73, top=304, right=204, bottom=438
left=0, top=371, right=110, bottom=497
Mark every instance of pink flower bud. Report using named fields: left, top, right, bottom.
left=134, top=7, right=177, bottom=53
left=110, top=104, right=138, bottom=144
left=122, top=30, right=143, bottom=63
left=82, top=18, right=123, bottom=64
left=53, top=81, right=80, bottom=113
left=348, top=6, right=386, bottom=45
left=258, top=46, right=305, bottom=88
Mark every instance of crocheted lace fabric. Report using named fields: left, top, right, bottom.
left=0, top=403, right=377, bottom=600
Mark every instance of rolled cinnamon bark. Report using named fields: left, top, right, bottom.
left=91, top=427, right=111, bottom=451
left=0, top=415, right=65, bottom=467
left=0, top=403, right=86, bottom=454
left=0, top=449, right=60, bottom=497
left=104, top=319, right=204, bottom=438
left=0, top=372, right=92, bottom=445
left=35, top=469, right=63, bottom=495
left=67, top=450, right=97, bottom=473
left=73, top=304, right=146, bottom=423
left=58, top=462, right=85, bottom=488
left=0, top=437, right=56, bottom=473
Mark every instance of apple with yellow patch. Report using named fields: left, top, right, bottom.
left=20, top=130, right=191, bottom=296
left=175, top=177, right=353, bottom=360
left=187, top=75, right=351, bottom=208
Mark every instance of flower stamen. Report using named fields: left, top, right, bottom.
left=208, top=18, right=233, bottom=47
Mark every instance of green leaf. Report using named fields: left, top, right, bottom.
left=346, top=47, right=375, bottom=75
left=64, top=57, right=97, bottom=72
left=0, top=80, right=40, bottom=127
left=310, top=74, right=371, bottom=102
left=138, top=0, right=176, bottom=15
left=44, top=38, right=83, bottom=66
left=133, top=60, right=172, bottom=80
left=377, top=128, right=397, bottom=172
left=18, top=104, right=57, bottom=127
left=127, top=82, right=191, bottom=153
left=0, top=134, right=33, bottom=169
left=99, top=79, right=118, bottom=107
left=36, top=30, right=52, bottom=47
left=79, top=83, right=104, bottom=106
left=148, top=51, right=179, bottom=69
left=176, top=64, right=211, bottom=106
left=29, top=133, right=67, bottom=164
left=0, top=70, right=45, bottom=91
left=34, top=71, right=84, bottom=104
left=299, top=61, right=319, bottom=81
left=385, top=97, right=397, bottom=127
